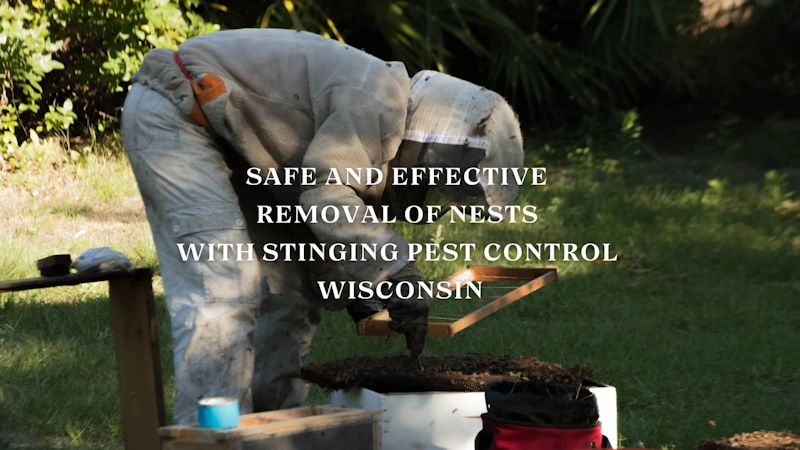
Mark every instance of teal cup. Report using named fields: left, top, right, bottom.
left=197, top=397, right=240, bottom=429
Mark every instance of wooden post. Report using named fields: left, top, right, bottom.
left=109, top=271, right=166, bottom=450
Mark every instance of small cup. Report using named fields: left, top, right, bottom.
left=197, top=397, right=240, bottom=429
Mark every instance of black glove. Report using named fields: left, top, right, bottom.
left=346, top=297, right=385, bottom=323
left=384, top=263, right=429, bottom=358
left=386, top=296, right=428, bottom=358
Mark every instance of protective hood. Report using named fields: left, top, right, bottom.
left=399, top=70, right=525, bottom=212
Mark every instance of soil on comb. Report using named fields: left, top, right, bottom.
left=301, top=353, right=593, bottom=393
left=699, top=431, right=800, bottom=450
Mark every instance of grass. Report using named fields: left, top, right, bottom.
left=1, top=139, right=799, bottom=449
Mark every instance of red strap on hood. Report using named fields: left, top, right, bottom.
left=171, top=51, right=224, bottom=133
left=173, top=51, right=193, bottom=81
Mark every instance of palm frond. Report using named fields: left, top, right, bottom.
left=251, top=0, right=685, bottom=121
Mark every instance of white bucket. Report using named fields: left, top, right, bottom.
left=331, top=383, right=618, bottom=450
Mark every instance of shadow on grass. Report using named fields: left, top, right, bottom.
left=47, top=203, right=144, bottom=224
left=0, top=290, right=174, bottom=450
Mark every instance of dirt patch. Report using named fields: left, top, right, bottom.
left=301, top=354, right=593, bottom=393
left=699, top=431, right=800, bottom=450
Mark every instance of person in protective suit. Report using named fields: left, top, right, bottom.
left=121, top=28, right=524, bottom=425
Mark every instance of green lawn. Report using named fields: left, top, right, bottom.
left=1, top=148, right=798, bottom=449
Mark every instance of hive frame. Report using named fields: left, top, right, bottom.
left=356, top=266, right=557, bottom=337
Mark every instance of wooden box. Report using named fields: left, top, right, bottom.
left=159, top=406, right=381, bottom=450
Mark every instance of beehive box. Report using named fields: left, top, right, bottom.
left=159, top=406, right=381, bottom=450
left=331, top=383, right=618, bottom=450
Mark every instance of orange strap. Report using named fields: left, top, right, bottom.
left=173, top=51, right=227, bottom=133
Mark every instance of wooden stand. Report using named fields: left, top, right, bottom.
left=0, top=269, right=165, bottom=450
left=159, top=406, right=381, bottom=450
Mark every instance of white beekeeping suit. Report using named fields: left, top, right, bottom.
left=384, top=70, right=524, bottom=218
left=121, top=28, right=523, bottom=425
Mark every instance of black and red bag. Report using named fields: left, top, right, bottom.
left=475, top=382, right=613, bottom=450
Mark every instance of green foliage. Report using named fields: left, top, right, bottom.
left=691, top=114, right=800, bottom=168
left=0, top=3, right=64, bottom=158
left=387, top=0, right=683, bottom=120
left=0, top=0, right=219, bottom=171
left=256, top=0, right=344, bottom=41
left=44, top=98, right=76, bottom=132
left=533, top=108, right=650, bottom=168
left=1, top=130, right=65, bottom=171
left=3, top=0, right=799, bottom=169
left=211, top=0, right=798, bottom=125
left=211, top=0, right=698, bottom=122
left=43, top=0, right=219, bottom=94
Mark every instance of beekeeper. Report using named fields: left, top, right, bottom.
left=121, top=28, right=524, bottom=424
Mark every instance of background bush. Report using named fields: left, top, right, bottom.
left=1, top=2, right=65, bottom=168
left=1, top=0, right=218, bottom=169
left=1, top=0, right=799, bottom=169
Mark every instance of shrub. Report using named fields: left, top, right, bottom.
left=208, top=0, right=701, bottom=123
left=0, top=2, right=65, bottom=166
left=1, top=0, right=219, bottom=170
left=41, top=0, right=219, bottom=131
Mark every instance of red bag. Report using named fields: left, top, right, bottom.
left=474, top=382, right=613, bottom=450
left=477, top=417, right=606, bottom=450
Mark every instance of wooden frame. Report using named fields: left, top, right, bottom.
left=159, top=406, right=382, bottom=450
left=357, top=265, right=557, bottom=338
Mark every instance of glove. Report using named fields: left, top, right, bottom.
left=346, top=297, right=385, bottom=323
left=384, top=262, right=429, bottom=358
